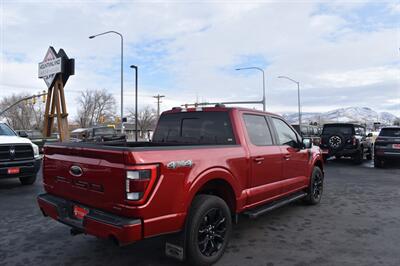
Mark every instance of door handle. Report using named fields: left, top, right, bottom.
left=283, top=154, right=291, bottom=160
left=253, top=157, right=265, bottom=164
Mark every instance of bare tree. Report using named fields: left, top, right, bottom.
left=0, top=93, right=45, bottom=130
left=128, top=106, right=157, bottom=137
left=75, top=89, right=116, bottom=128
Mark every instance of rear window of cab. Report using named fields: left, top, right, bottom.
left=153, top=111, right=236, bottom=145
left=379, top=128, right=400, bottom=137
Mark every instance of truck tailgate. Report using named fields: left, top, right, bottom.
left=43, top=145, right=128, bottom=214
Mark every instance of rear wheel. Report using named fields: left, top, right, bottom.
left=304, top=167, right=324, bottom=205
left=19, top=175, right=37, bottom=185
left=374, top=156, right=384, bottom=168
left=353, top=149, right=364, bottom=164
left=366, top=148, right=372, bottom=160
left=185, top=195, right=232, bottom=266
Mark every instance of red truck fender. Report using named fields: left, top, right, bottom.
left=308, top=148, right=324, bottom=177
left=184, top=167, right=245, bottom=215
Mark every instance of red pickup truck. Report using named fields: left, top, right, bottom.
left=37, top=106, right=324, bottom=265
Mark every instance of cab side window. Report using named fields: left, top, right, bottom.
left=355, top=126, right=365, bottom=136
left=243, top=114, right=273, bottom=146
left=271, top=117, right=299, bottom=148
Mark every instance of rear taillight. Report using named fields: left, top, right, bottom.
left=125, top=164, right=158, bottom=203
left=352, top=136, right=357, bottom=146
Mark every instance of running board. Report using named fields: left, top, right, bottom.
left=243, top=192, right=307, bottom=219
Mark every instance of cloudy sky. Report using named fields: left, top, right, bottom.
left=1, top=0, right=399, bottom=119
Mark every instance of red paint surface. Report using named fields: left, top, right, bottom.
left=38, top=107, right=323, bottom=245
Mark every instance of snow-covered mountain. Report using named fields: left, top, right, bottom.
left=282, top=107, right=399, bottom=126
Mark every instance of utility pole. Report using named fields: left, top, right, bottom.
left=153, top=94, right=165, bottom=119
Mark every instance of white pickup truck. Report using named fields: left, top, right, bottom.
left=0, top=122, right=41, bottom=185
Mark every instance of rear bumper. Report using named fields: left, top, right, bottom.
left=375, top=149, right=400, bottom=159
left=320, top=146, right=358, bottom=157
left=37, top=193, right=142, bottom=245
left=0, top=157, right=41, bottom=179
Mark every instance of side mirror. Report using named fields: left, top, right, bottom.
left=302, top=138, right=312, bottom=149
left=18, top=131, right=28, bottom=138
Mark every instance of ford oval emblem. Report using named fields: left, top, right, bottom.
left=69, top=165, right=83, bottom=177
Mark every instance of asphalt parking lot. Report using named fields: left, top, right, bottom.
left=0, top=159, right=399, bottom=266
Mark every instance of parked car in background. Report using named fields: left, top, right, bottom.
left=37, top=106, right=324, bottom=266
left=292, top=124, right=322, bottom=146
left=320, top=123, right=372, bottom=164
left=366, top=131, right=380, bottom=144
left=0, top=123, right=41, bottom=185
left=374, top=126, right=400, bottom=168
left=16, top=130, right=59, bottom=153
left=70, top=126, right=126, bottom=143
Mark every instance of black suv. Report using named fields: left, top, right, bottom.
left=320, top=123, right=372, bottom=164
left=374, top=127, right=400, bottom=168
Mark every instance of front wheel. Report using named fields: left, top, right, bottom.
left=304, top=167, right=324, bottom=205
left=353, top=149, right=364, bottom=164
left=19, top=175, right=37, bottom=185
left=185, top=195, right=232, bottom=266
left=374, top=156, right=384, bottom=168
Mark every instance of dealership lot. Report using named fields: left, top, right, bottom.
left=0, top=160, right=399, bottom=266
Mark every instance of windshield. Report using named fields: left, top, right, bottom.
left=322, top=125, right=353, bottom=135
left=27, top=131, right=43, bottom=138
left=0, top=124, right=17, bottom=136
left=379, top=128, right=400, bottom=137
left=153, top=111, right=236, bottom=145
left=93, top=127, right=115, bottom=135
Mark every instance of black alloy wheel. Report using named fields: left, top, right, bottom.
left=197, top=208, right=227, bottom=257
left=304, top=167, right=324, bottom=205
left=312, top=170, right=323, bottom=201
left=186, top=195, right=231, bottom=266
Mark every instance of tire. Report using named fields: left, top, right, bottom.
left=366, top=148, right=372, bottom=160
left=19, top=175, right=37, bottom=185
left=328, top=134, right=345, bottom=150
left=353, top=149, right=363, bottom=164
left=304, top=167, right=324, bottom=205
left=185, top=195, right=232, bottom=266
left=374, top=156, right=384, bottom=168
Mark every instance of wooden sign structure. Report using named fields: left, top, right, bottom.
left=38, top=47, right=74, bottom=142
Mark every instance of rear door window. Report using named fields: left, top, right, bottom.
left=243, top=114, right=273, bottom=146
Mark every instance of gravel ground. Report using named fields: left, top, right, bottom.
left=0, top=159, right=399, bottom=266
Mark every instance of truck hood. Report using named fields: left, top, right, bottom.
left=0, top=135, right=33, bottom=145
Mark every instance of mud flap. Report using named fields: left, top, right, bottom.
left=165, top=231, right=186, bottom=261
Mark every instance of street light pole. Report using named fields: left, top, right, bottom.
left=277, top=76, right=302, bottom=134
left=89, top=31, right=124, bottom=121
left=130, top=65, right=138, bottom=142
left=235, top=67, right=266, bottom=111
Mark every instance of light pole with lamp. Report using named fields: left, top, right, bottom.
left=89, top=31, right=124, bottom=122
left=235, top=67, right=266, bottom=111
left=130, top=65, right=138, bottom=142
left=277, top=75, right=302, bottom=134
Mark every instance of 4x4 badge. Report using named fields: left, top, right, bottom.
left=167, top=160, right=193, bottom=169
